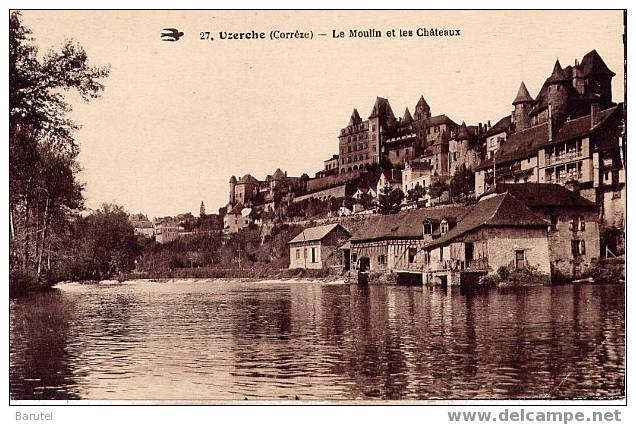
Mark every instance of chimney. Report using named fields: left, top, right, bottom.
left=591, top=103, right=600, bottom=129
left=488, top=120, right=491, bottom=128
left=548, top=104, right=553, bottom=142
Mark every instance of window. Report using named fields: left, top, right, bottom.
left=296, top=249, right=300, bottom=259
left=423, top=222, right=433, bottom=235
left=613, top=190, right=622, bottom=199
left=570, top=216, right=585, bottom=232
left=515, top=250, right=525, bottom=270
left=408, top=248, right=417, bottom=263
left=311, top=247, right=317, bottom=263
left=378, top=255, right=386, bottom=266
left=571, top=240, right=586, bottom=256
left=304, top=248, right=307, bottom=259
left=440, top=220, right=449, bottom=234
left=550, top=214, right=559, bottom=227
left=440, top=247, right=444, bottom=261
left=423, top=251, right=430, bottom=265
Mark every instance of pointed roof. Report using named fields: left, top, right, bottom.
left=229, top=175, right=237, bottom=183
left=546, top=59, right=568, bottom=84
left=348, top=108, right=362, bottom=126
left=272, top=168, right=286, bottom=180
left=368, top=97, right=395, bottom=120
left=402, top=107, right=413, bottom=126
left=456, top=121, right=470, bottom=139
left=512, top=81, right=533, bottom=105
left=416, top=95, right=430, bottom=110
left=580, top=49, right=615, bottom=77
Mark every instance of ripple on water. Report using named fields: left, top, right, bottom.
left=9, top=280, right=625, bottom=400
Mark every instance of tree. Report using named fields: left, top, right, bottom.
left=429, top=180, right=450, bottom=204
left=358, top=192, right=376, bottom=209
left=10, top=12, right=109, bottom=289
left=450, top=165, right=475, bottom=201
left=60, top=204, right=142, bottom=280
left=378, top=186, right=404, bottom=215
left=407, top=184, right=426, bottom=203
left=199, top=201, right=206, bottom=217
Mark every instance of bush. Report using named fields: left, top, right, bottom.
left=588, top=257, right=625, bottom=283
left=497, top=265, right=510, bottom=280
left=9, top=267, right=39, bottom=296
left=479, top=274, right=500, bottom=287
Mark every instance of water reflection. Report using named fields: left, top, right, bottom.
left=10, top=280, right=624, bottom=400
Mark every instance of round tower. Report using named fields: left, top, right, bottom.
left=512, top=81, right=533, bottom=132
left=546, top=59, right=569, bottom=127
left=229, top=175, right=237, bottom=206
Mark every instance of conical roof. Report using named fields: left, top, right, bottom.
left=456, top=121, right=470, bottom=139
left=348, top=108, right=362, bottom=126
left=402, top=107, right=413, bottom=126
left=546, top=59, right=568, bottom=84
left=512, top=81, right=533, bottom=105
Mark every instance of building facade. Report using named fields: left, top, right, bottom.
left=288, top=224, right=351, bottom=269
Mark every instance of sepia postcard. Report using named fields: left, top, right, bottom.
left=8, top=7, right=627, bottom=416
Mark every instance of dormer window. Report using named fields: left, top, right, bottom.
left=440, top=220, right=449, bottom=234
left=423, top=221, right=433, bottom=235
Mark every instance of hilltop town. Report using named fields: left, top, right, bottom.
left=131, top=49, right=625, bottom=286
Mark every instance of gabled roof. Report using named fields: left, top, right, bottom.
left=428, top=114, right=457, bottom=127
left=480, top=183, right=598, bottom=209
left=512, top=81, right=533, bottom=105
left=425, top=193, right=549, bottom=249
left=351, top=206, right=470, bottom=242
left=289, top=223, right=350, bottom=244
left=476, top=122, right=549, bottom=170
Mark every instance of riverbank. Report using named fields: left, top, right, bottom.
left=118, top=266, right=344, bottom=282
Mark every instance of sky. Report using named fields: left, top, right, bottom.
left=20, top=10, right=625, bottom=218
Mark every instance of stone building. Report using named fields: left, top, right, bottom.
left=228, top=168, right=304, bottom=208
left=288, top=223, right=351, bottom=269
left=474, top=50, right=624, bottom=233
left=348, top=193, right=552, bottom=286
left=335, top=95, right=459, bottom=175
left=154, top=219, right=184, bottom=244
left=481, top=183, right=600, bottom=279
left=129, top=213, right=155, bottom=238
left=223, top=203, right=252, bottom=233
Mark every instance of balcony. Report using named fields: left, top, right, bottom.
left=431, top=258, right=489, bottom=272
left=545, top=150, right=584, bottom=166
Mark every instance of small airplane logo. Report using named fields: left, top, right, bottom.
left=161, top=28, right=184, bottom=42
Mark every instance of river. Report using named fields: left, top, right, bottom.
left=9, top=279, right=624, bottom=401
